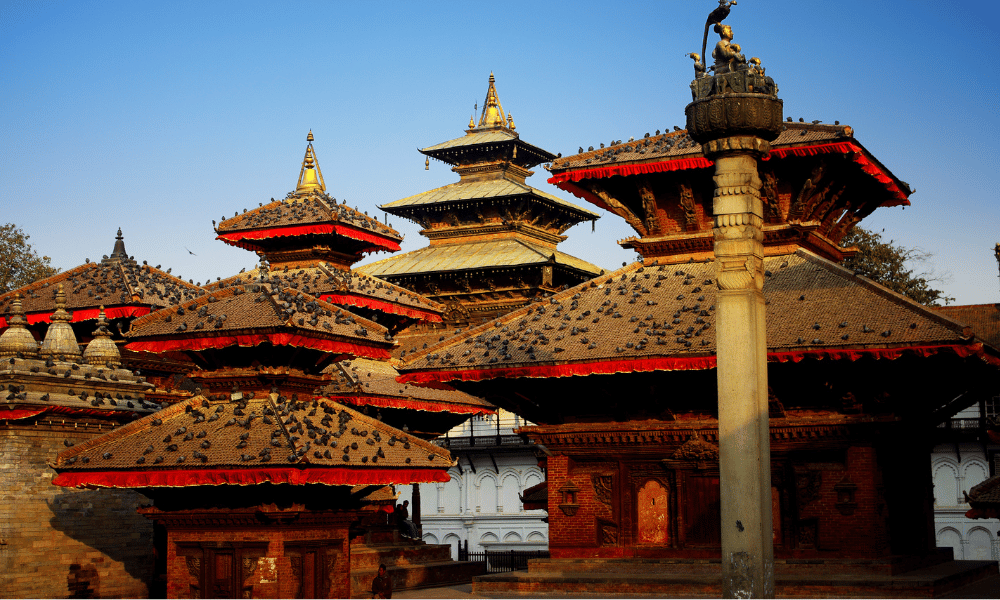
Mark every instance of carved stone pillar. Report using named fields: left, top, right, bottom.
left=685, top=10, right=782, bottom=596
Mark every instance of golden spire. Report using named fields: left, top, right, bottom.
left=39, top=284, right=81, bottom=361
left=477, top=72, right=507, bottom=129
left=507, top=112, right=516, bottom=130
left=469, top=113, right=476, bottom=129
left=83, top=306, right=121, bottom=367
left=0, top=294, right=39, bottom=359
left=295, top=130, right=326, bottom=193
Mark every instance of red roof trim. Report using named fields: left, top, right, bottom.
left=0, top=305, right=151, bottom=328
left=51, top=467, right=451, bottom=489
left=0, top=405, right=143, bottom=420
left=321, top=394, right=493, bottom=415
left=126, top=333, right=390, bottom=360
left=216, top=223, right=401, bottom=253
left=319, top=294, right=442, bottom=322
left=399, top=343, right=993, bottom=384
left=548, top=142, right=909, bottom=207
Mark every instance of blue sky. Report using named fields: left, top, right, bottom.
left=2, top=1, right=998, bottom=304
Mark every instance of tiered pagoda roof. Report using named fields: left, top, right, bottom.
left=0, top=228, right=203, bottom=328
left=51, top=393, right=452, bottom=488
left=396, top=250, right=1000, bottom=423
left=547, top=122, right=912, bottom=262
left=360, top=74, right=602, bottom=324
left=215, top=132, right=403, bottom=270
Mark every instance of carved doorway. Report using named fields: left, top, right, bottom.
left=637, top=479, right=671, bottom=545
left=684, top=475, right=721, bottom=546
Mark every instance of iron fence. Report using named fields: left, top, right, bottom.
left=456, top=548, right=549, bottom=573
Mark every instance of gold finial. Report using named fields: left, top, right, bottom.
left=295, top=132, right=326, bottom=193
left=478, top=72, right=507, bottom=129
left=83, top=305, right=121, bottom=367
left=469, top=113, right=476, bottom=129
left=0, top=293, right=39, bottom=359
left=508, top=113, right=515, bottom=130
left=425, top=157, right=430, bottom=170
left=39, top=284, right=81, bottom=360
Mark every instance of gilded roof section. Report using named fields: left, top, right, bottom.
left=127, top=283, right=390, bottom=346
left=380, top=178, right=598, bottom=218
left=0, top=258, right=203, bottom=317
left=53, top=394, right=452, bottom=472
left=421, top=130, right=519, bottom=152
left=357, top=238, right=603, bottom=278
left=399, top=250, right=973, bottom=375
left=318, top=358, right=493, bottom=412
left=216, top=192, right=401, bottom=242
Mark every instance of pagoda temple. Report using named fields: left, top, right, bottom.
left=359, top=74, right=603, bottom=326
left=393, top=33, right=1000, bottom=600
left=51, top=280, right=459, bottom=598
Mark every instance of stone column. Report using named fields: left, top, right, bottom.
left=412, top=483, right=422, bottom=538
left=686, top=28, right=782, bottom=594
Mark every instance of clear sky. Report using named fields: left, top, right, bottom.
left=2, top=1, right=998, bottom=304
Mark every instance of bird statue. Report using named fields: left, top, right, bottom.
left=702, top=0, right=737, bottom=74
left=687, top=52, right=706, bottom=78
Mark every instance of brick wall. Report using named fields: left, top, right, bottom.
left=0, top=427, right=154, bottom=598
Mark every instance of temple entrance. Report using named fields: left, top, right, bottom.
left=684, top=475, right=721, bottom=546
left=637, top=479, right=671, bottom=544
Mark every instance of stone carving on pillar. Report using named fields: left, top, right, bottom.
left=686, top=4, right=781, bottom=597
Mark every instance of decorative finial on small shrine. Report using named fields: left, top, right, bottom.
left=469, top=113, right=476, bottom=129
left=425, top=157, right=430, bottom=171
left=296, top=132, right=326, bottom=193
left=507, top=113, right=515, bottom=130
left=0, top=293, right=39, bottom=359
left=109, top=227, right=128, bottom=260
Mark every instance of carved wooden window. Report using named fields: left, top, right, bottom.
left=637, top=479, right=671, bottom=545
left=175, top=542, right=267, bottom=599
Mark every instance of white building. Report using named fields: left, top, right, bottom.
left=396, top=409, right=548, bottom=560
left=932, top=398, right=1000, bottom=563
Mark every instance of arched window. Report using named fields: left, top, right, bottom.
left=968, top=528, right=993, bottom=560
left=478, top=475, right=498, bottom=514
left=933, top=463, right=958, bottom=506
left=937, top=528, right=963, bottom=560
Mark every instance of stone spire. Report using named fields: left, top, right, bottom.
left=477, top=73, right=507, bottom=129
left=38, top=284, right=81, bottom=361
left=110, top=227, right=128, bottom=260
left=83, top=306, right=121, bottom=367
left=0, top=294, right=39, bottom=359
left=295, top=130, right=326, bottom=194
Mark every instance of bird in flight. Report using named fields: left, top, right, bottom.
left=185, top=247, right=197, bottom=256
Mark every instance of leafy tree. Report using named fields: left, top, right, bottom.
left=841, top=226, right=953, bottom=306
left=0, top=223, right=60, bottom=294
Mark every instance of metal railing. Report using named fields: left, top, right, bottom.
left=456, top=548, right=549, bottom=573
left=441, top=434, right=528, bottom=449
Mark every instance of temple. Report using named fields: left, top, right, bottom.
left=359, top=74, right=603, bottom=326
left=393, top=16, right=1000, bottom=597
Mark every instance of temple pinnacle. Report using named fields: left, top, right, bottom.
left=477, top=72, right=507, bottom=129
left=295, top=132, right=326, bottom=193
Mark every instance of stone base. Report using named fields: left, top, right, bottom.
left=472, top=557, right=998, bottom=598
left=350, top=542, right=485, bottom=598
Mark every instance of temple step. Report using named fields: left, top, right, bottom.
left=351, top=559, right=486, bottom=598
left=350, top=542, right=453, bottom=570
left=473, top=559, right=999, bottom=598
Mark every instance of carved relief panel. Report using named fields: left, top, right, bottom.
left=637, top=479, right=671, bottom=545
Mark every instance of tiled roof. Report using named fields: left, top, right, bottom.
left=205, top=264, right=443, bottom=319
left=357, top=238, right=603, bottom=278
left=126, top=283, right=391, bottom=349
left=317, top=358, right=493, bottom=413
left=421, top=129, right=518, bottom=152
left=216, top=191, right=402, bottom=242
left=1, top=356, right=159, bottom=415
left=933, top=304, right=1000, bottom=350
left=380, top=178, right=598, bottom=219
left=551, top=123, right=852, bottom=170
left=397, top=250, right=981, bottom=378
left=393, top=327, right=469, bottom=360
left=52, top=393, right=452, bottom=477
left=968, top=475, right=1000, bottom=506
left=0, top=258, right=203, bottom=322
